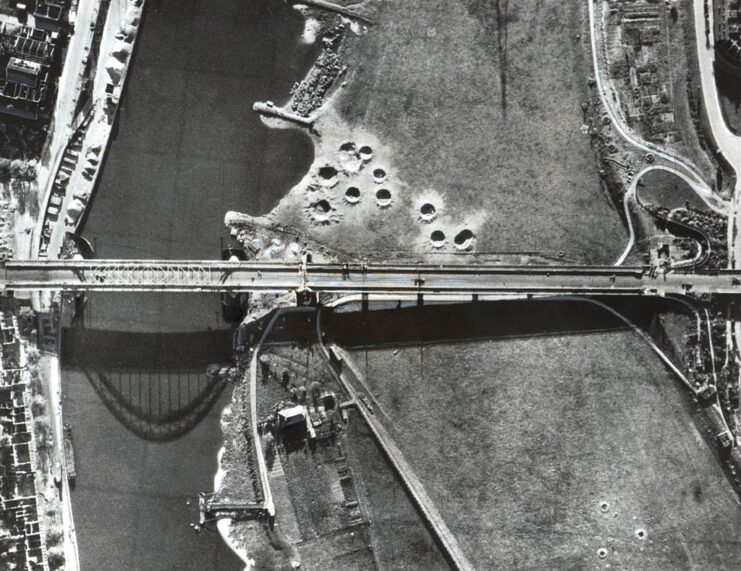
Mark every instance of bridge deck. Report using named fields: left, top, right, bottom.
left=3, top=260, right=740, bottom=296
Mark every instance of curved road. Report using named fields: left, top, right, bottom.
left=614, top=164, right=716, bottom=265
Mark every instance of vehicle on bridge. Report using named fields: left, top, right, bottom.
left=221, top=247, right=248, bottom=322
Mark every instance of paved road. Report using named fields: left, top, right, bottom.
left=4, top=259, right=741, bottom=296
left=691, top=0, right=741, bottom=266
left=614, top=164, right=710, bottom=266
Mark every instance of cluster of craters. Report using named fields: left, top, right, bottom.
left=302, top=139, right=477, bottom=252
left=304, top=141, right=398, bottom=225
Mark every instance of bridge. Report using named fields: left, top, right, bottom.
left=3, top=259, right=741, bottom=297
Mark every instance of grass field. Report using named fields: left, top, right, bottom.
left=345, top=301, right=741, bottom=569
left=280, top=0, right=627, bottom=262
left=344, top=419, right=450, bottom=570
left=636, top=169, right=708, bottom=211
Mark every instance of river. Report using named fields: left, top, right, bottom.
left=61, top=1, right=317, bottom=569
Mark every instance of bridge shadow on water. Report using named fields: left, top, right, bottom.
left=58, top=297, right=688, bottom=441
left=321, top=297, right=674, bottom=349
left=62, top=328, right=235, bottom=441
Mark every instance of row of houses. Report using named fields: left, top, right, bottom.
left=715, top=0, right=741, bottom=42
left=0, top=314, right=49, bottom=571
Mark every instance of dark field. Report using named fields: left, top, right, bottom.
left=637, top=169, right=708, bottom=211
left=343, top=301, right=741, bottom=569
left=716, top=65, right=741, bottom=135
left=344, top=418, right=449, bottom=570
left=334, top=0, right=625, bottom=261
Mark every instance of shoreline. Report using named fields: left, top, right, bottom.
left=213, top=436, right=254, bottom=571
left=33, top=0, right=147, bottom=264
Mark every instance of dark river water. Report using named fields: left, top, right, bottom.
left=62, top=1, right=317, bottom=569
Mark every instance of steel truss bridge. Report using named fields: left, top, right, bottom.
left=3, top=259, right=741, bottom=298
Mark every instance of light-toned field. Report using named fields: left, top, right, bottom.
left=345, top=301, right=741, bottom=569
left=340, top=1, right=625, bottom=260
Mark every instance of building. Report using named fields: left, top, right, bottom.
left=277, top=405, right=316, bottom=441
left=6, top=59, right=41, bottom=89
left=32, top=1, right=70, bottom=33
left=0, top=24, right=58, bottom=121
left=0, top=312, right=48, bottom=571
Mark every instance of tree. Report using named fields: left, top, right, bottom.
left=47, top=546, right=64, bottom=569
left=0, top=158, right=9, bottom=178
left=9, top=159, right=25, bottom=179
left=34, top=416, right=50, bottom=446
left=46, top=525, right=63, bottom=545
left=309, top=381, right=321, bottom=408
left=26, top=345, right=40, bottom=366
left=31, top=394, right=47, bottom=417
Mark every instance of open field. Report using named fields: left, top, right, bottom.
left=339, top=0, right=625, bottom=260
left=342, top=301, right=741, bottom=569
left=344, top=418, right=449, bottom=570
left=266, top=0, right=626, bottom=263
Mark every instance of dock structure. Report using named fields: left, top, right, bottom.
left=198, top=494, right=267, bottom=525
left=288, top=0, right=375, bottom=24
left=252, top=101, right=315, bottom=127
left=63, top=424, right=76, bottom=482
left=322, top=343, right=475, bottom=571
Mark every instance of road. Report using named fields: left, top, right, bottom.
left=30, top=4, right=100, bottom=569
left=691, top=0, right=741, bottom=263
left=614, top=164, right=711, bottom=266
left=39, top=0, right=146, bottom=265
left=41, top=348, right=80, bottom=571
